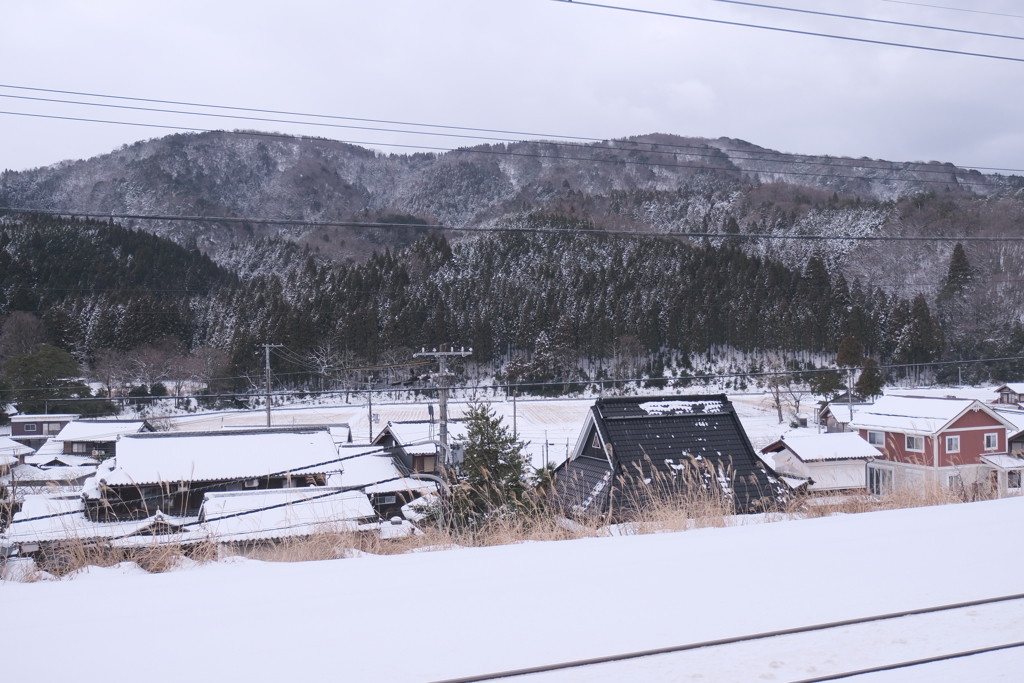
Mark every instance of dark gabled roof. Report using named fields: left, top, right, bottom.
left=553, top=395, right=788, bottom=518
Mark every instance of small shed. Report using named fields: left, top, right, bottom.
left=761, top=432, right=881, bottom=492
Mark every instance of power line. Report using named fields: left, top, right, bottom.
left=4, top=87, right=1021, bottom=176
left=6, top=207, right=1024, bottom=242
left=0, top=92, right=516, bottom=145
left=881, top=0, right=1024, bottom=21
left=700, top=0, right=1024, bottom=42
left=2, top=107, right=1021, bottom=185
left=552, top=0, right=1024, bottom=64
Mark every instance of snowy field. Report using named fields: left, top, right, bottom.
left=3, top=495, right=1023, bottom=682
left=164, top=391, right=792, bottom=470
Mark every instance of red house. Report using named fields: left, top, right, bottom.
left=844, top=396, right=1022, bottom=496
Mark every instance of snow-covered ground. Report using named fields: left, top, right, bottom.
left=4, top=495, right=1023, bottom=681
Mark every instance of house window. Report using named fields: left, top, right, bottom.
left=23, top=423, right=37, bottom=432
left=422, top=456, right=436, bottom=472
left=244, top=478, right=260, bottom=488
left=1009, top=471, right=1022, bottom=489
left=905, top=435, right=924, bottom=452
left=948, top=474, right=963, bottom=489
left=867, top=431, right=884, bottom=447
left=868, top=466, right=893, bottom=495
left=45, top=423, right=61, bottom=434
left=592, top=433, right=600, bottom=450
left=380, top=495, right=397, bottom=505
left=985, top=433, right=999, bottom=451
left=72, top=442, right=86, bottom=453
left=945, top=435, right=960, bottom=453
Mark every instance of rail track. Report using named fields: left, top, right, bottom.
left=431, top=592, right=1024, bottom=683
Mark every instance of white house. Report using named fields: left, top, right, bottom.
left=761, top=432, right=881, bottom=492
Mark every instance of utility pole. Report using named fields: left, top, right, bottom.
left=261, top=343, right=283, bottom=427
left=413, top=346, right=472, bottom=468
left=367, top=385, right=373, bottom=443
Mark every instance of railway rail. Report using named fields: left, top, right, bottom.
left=431, top=592, right=1024, bottom=683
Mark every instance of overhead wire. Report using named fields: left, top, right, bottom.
left=3, top=87, right=1022, bottom=176
left=6, top=207, right=1024, bottom=242
left=698, top=0, right=1024, bottom=42
left=881, top=0, right=1024, bottom=21
left=551, top=0, right=1024, bottom=64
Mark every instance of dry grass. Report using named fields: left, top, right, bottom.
left=3, top=476, right=995, bottom=582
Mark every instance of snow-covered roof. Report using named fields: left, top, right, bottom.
left=845, top=396, right=1012, bottom=435
left=0, top=436, right=35, bottom=459
left=637, top=399, right=725, bottom=415
left=94, top=429, right=341, bottom=487
left=337, top=448, right=404, bottom=488
left=362, top=477, right=437, bottom=495
left=994, top=408, right=1024, bottom=436
left=199, top=488, right=376, bottom=541
left=55, top=420, right=148, bottom=442
left=4, top=463, right=96, bottom=484
left=772, top=432, right=881, bottom=462
left=377, top=420, right=466, bottom=455
left=981, top=454, right=1024, bottom=469
left=3, top=495, right=196, bottom=546
left=10, top=413, right=78, bottom=422
left=996, top=383, right=1024, bottom=395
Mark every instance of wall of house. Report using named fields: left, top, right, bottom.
left=866, top=460, right=991, bottom=494
left=806, top=459, right=868, bottom=490
left=860, top=430, right=934, bottom=466
left=769, top=449, right=809, bottom=479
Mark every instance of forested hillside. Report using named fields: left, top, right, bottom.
left=3, top=130, right=1024, bottom=394
left=4, top=210, right=1016, bottom=399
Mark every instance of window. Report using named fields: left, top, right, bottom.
left=45, top=423, right=61, bottom=435
left=592, top=433, right=600, bottom=449
left=948, top=474, right=963, bottom=490
left=985, top=433, right=999, bottom=451
left=867, top=431, right=884, bottom=447
left=1009, top=471, right=1022, bottom=489
left=868, top=466, right=893, bottom=495
left=905, top=435, right=924, bottom=452
left=72, top=442, right=86, bottom=453
left=380, top=495, right=397, bottom=505
left=421, top=456, right=436, bottom=472
left=244, top=478, right=260, bottom=488
left=23, top=423, right=37, bottom=432
left=945, top=435, right=960, bottom=453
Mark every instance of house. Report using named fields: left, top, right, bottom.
left=994, top=383, right=1024, bottom=405
left=372, top=420, right=466, bottom=474
left=845, top=395, right=1020, bottom=495
left=9, top=413, right=79, bottom=449
left=818, top=402, right=871, bottom=433
left=551, top=395, right=788, bottom=519
left=761, top=432, right=881, bottom=492
left=198, top=488, right=383, bottom=542
left=83, top=427, right=345, bottom=520
left=334, top=443, right=436, bottom=518
left=0, top=437, right=35, bottom=471
left=54, top=419, right=152, bottom=459
left=996, top=407, right=1024, bottom=457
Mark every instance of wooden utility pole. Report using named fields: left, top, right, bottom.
left=261, top=343, right=284, bottom=427
left=413, top=346, right=472, bottom=466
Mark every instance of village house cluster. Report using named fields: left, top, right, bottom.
left=2, top=386, right=1023, bottom=562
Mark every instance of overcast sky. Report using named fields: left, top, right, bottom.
left=3, top=0, right=1023, bottom=173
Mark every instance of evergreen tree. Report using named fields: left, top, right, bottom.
left=855, top=358, right=885, bottom=399
left=460, top=402, right=526, bottom=510
left=940, top=243, right=973, bottom=298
